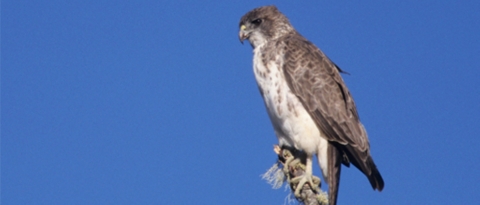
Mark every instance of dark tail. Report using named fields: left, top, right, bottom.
left=327, top=145, right=384, bottom=205
left=327, top=144, right=342, bottom=205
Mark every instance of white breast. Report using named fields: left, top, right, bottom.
left=252, top=47, right=329, bottom=163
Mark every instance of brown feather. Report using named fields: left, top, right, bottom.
left=327, top=143, right=342, bottom=205
left=280, top=33, right=384, bottom=192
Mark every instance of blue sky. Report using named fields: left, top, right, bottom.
left=2, top=1, right=480, bottom=204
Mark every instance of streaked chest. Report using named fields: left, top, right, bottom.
left=252, top=46, right=325, bottom=154
left=253, top=47, right=290, bottom=119
left=252, top=46, right=309, bottom=136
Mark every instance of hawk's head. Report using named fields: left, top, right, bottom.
left=239, top=5, right=294, bottom=48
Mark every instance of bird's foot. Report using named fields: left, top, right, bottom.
left=281, top=149, right=295, bottom=175
left=290, top=171, right=321, bottom=198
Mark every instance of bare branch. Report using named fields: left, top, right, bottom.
left=279, top=146, right=328, bottom=205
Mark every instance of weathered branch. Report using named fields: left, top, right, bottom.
left=278, top=146, right=328, bottom=205
left=262, top=145, right=328, bottom=204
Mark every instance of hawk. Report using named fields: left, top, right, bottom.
left=239, top=6, right=384, bottom=204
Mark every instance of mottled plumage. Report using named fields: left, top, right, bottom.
left=239, top=6, right=384, bottom=205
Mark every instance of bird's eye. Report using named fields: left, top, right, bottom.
left=251, top=18, right=262, bottom=25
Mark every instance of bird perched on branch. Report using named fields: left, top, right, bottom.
left=238, top=5, right=384, bottom=205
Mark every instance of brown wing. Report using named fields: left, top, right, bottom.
left=279, top=33, right=384, bottom=192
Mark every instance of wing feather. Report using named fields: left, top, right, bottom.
left=280, top=33, right=384, bottom=191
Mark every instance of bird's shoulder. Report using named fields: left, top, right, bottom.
left=271, top=32, right=360, bottom=122
left=259, top=32, right=328, bottom=71
left=270, top=32, right=339, bottom=74
left=265, top=32, right=316, bottom=52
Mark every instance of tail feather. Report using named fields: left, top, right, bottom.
left=327, top=144, right=384, bottom=205
left=327, top=144, right=342, bottom=205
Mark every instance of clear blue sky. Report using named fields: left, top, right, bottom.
left=3, top=1, right=480, bottom=204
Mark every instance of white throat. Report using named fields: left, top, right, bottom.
left=247, top=32, right=268, bottom=48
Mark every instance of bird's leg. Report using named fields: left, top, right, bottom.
left=273, top=146, right=297, bottom=183
left=282, top=150, right=295, bottom=176
left=290, top=156, right=321, bottom=197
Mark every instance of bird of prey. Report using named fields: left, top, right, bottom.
left=238, top=6, right=384, bottom=204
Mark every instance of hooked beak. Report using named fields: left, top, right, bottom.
left=239, top=25, right=248, bottom=44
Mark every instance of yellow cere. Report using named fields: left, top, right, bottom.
left=240, top=25, right=246, bottom=30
